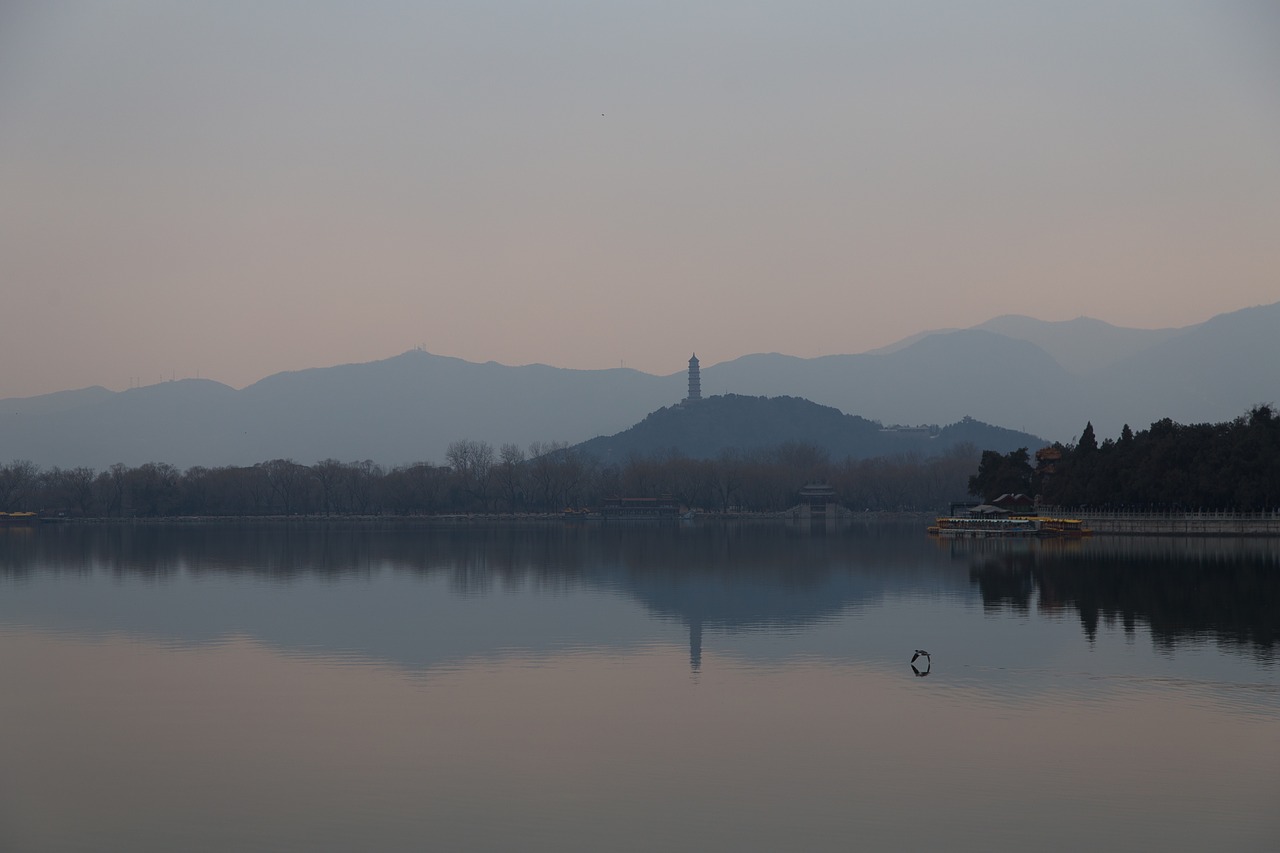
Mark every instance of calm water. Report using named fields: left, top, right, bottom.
left=1, top=521, right=1277, bottom=852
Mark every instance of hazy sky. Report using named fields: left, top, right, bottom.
left=2, top=1, right=1278, bottom=398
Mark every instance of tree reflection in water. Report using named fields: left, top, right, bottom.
left=962, top=537, right=1280, bottom=661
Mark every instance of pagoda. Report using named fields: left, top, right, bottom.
left=685, top=354, right=702, bottom=403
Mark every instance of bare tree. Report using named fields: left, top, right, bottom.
left=261, top=458, right=313, bottom=515
left=96, top=463, right=129, bottom=516
left=497, top=443, right=526, bottom=512
left=312, top=459, right=346, bottom=515
left=618, top=453, right=661, bottom=500
left=126, top=462, right=180, bottom=516
left=709, top=450, right=744, bottom=511
left=526, top=441, right=593, bottom=510
left=67, top=466, right=98, bottom=516
left=383, top=462, right=448, bottom=514
left=0, top=460, right=39, bottom=510
left=664, top=452, right=711, bottom=509
left=528, top=441, right=567, bottom=510
left=343, top=460, right=383, bottom=514
left=44, top=465, right=98, bottom=516
left=207, top=466, right=267, bottom=515
left=447, top=440, right=495, bottom=511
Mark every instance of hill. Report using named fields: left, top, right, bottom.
left=573, top=395, right=1044, bottom=462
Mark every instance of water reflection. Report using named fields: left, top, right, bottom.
left=4, top=627, right=1273, bottom=853
left=2, top=524, right=1279, bottom=668
left=2, top=523, right=948, bottom=675
left=0, top=519, right=937, bottom=579
left=956, top=537, right=1280, bottom=662
left=2, top=524, right=1278, bottom=851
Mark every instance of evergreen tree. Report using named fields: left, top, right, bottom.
left=1078, top=421, right=1098, bottom=453
left=967, top=447, right=1033, bottom=501
left=1038, top=407, right=1280, bottom=510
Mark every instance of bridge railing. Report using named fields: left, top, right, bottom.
left=1036, top=506, right=1280, bottom=521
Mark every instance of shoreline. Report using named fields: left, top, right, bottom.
left=27, top=511, right=932, bottom=528
left=20, top=509, right=1280, bottom=536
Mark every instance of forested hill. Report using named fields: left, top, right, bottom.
left=1036, top=406, right=1280, bottom=510
left=573, top=394, right=1043, bottom=462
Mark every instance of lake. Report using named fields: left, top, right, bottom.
left=1, top=521, right=1277, bottom=852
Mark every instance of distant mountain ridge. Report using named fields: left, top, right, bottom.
left=971, top=314, right=1185, bottom=374
left=1, top=302, right=1275, bottom=469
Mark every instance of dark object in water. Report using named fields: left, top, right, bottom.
left=911, top=649, right=932, bottom=677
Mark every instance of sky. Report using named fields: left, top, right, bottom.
left=2, top=1, right=1278, bottom=399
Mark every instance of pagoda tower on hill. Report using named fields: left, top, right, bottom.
left=684, top=354, right=702, bottom=403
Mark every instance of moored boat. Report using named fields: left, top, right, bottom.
left=928, top=515, right=1089, bottom=539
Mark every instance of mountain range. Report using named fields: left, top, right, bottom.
left=2, top=301, right=1276, bottom=470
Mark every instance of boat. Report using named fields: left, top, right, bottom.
left=1031, top=516, right=1091, bottom=537
left=927, top=515, right=1090, bottom=539
left=0, top=512, right=40, bottom=527
left=598, top=496, right=682, bottom=520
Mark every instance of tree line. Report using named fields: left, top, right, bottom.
left=968, top=405, right=1280, bottom=510
left=0, top=440, right=980, bottom=518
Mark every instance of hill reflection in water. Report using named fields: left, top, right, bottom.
left=2, top=522, right=1278, bottom=666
